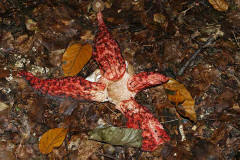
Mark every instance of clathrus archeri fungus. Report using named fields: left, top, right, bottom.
left=19, top=0, right=170, bottom=151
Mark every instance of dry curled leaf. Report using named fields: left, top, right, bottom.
left=163, top=78, right=196, bottom=122
left=62, top=43, right=92, bottom=77
left=89, top=125, right=142, bottom=148
left=39, top=128, right=68, bottom=154
left=208, top=0, right=228, bottom=11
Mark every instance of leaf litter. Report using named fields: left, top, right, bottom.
left=0, top=0, right=240, bottom=159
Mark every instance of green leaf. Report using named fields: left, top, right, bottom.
left=89, top=125, right=142, bottom=148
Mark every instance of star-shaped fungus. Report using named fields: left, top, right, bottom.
left=19, top=7, right=170, bottom=151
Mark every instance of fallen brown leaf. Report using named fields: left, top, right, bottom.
left=39, top=128, right=68, bottom=154
left=163, top=78, right=197, bottom=122
left=62, top=43, right=92, bottom=77
left=208, top=0, right=228, bottom=12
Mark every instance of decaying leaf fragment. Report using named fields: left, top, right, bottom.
left=0, top=102, right=9, bottom=112
left=62, top=43, right=92, bottom=77
left=163, top=78, right=196, bottom=122
left=208, top=0, right=228, bottom=12
left=68, top=134, right=101, bottom=160
left=89, top=125, right=142, bottom=148
left=39, top=128, right=68, bottom=154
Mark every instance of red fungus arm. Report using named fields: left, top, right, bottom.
left=117, top=99, right=170, bottom=151
left=18, top=71, right=107, bottom=102
left=127, top=72, right=169, bottom=93
left=93, top=12, right=126, bottom=81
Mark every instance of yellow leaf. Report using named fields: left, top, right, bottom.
left=62, top=43, right=92, bottom=77
left=208, top=0, right=228, bottom=12
left=39, top=128, right=68, bottom=154
left=167, top=90, right=185, bottom=106
left=163, top=78, right=197, bottom=122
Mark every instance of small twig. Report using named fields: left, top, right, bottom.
left=142, top=44, right=153, bottom=47
left=105, top=103, right=119, bottom=116
left=177, top=36, right=216, bottom=76
left=179, top=124, right=186, bottom=141
left=180, top=2, right=199, bottom=16
left=0, top=48, right=14, bottom=56
left=160, top=119, right=179, bottom=124
left=232, top=31, right=240, bottom=49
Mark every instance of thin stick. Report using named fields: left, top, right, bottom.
left=232, top=31, right=240, bottom=49
left=177, top=36, right=215, bottom=76
left=160, top=119, right=179, bottom=124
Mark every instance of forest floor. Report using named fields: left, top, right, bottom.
left=0, top=0, right=240, bottom=159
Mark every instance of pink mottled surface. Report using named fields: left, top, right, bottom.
left=128, top=72, right=169, bottom=93
left=93, top=12, right=126, bottom=81
left=18, top=71, right=107, bottom=102
left=117, top=99, right=170, bottom=151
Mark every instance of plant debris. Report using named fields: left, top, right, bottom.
left=62, top=43, right=92, bottom=77
left=89, top=125, right=142, bottom=148
left=39, top=128, right=68, bottom=154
